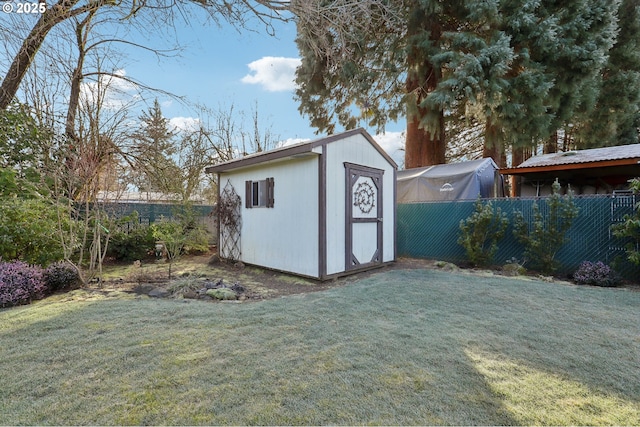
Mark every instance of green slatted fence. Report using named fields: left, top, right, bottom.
left=99, top=203, right=214, bottom=228
left=397, top=194, right=640, bottom=281
left=93, top=203, right=216, bottom=243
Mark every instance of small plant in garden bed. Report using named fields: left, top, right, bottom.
left=167, top=276, right=204, bottom=297
left=0, top=260, right=47, bottom=308
left=502, top=257, right=526, bottom=276
left=106, top=212, right=156, bottom=262
left=513, top=179, right=579, bottom=274
left=573, top=261, right=618, bottom=287
left=458, top=198, right=508, bottom=267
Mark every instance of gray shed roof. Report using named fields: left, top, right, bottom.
left=205, top=128, right=397, bottom=174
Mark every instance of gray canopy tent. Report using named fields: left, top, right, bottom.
left=397, top=158, right=503, bottom=202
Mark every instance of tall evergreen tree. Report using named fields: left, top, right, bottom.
left=428, top=0, right=620, bottom=165
left=295, top=0, right=467, bottom=168
left=294, top=0, right=621, bottom=168
left=128, top=99, right=181, bottom=193
left=574, top=0, right=640, bottom=148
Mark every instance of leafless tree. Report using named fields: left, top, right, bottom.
left=176, top=101, right=280, bottom=203
left=49, top=54, right=137, bottom=284
left=0, top=0, right=292, bottom=111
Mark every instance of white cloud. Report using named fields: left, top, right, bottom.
left=241, top=57, right=301, bottom=92
left=169, top=116, right=200, bottom=133
left=79, top=68, right=139, bottom=110
left=374, top=131, right=405, bottom=168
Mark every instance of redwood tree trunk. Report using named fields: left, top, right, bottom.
left=405, top=110, right=445, bottom=169
left=404, top=13, right=445, bottom=169
left=544, top=130, right=559, bottom=154
left=483, top=117, right=506, bottom=167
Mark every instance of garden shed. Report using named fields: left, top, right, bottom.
left=205, top=128, right=397, bottom=280
left=397, top=158, right=503, bottom=202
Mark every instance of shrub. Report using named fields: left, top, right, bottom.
left=513, top=179, right=579, bottom=274
left=107, top=225, right=156, bottom=261
left=573, top=261, right=617, bottom=287
left=183, top=225, right=210, bottom=255
left=168, top=277, right=203, bottom=298
left=611, top=178, right=640, bottom=266
left=0, top=197, right=68, bottom=265
left=106, top=211, right=156, bottom=261
left=458, top=198, right=508, bottom=267
left=503, top=258, right=526, bottom=276
left=151, top=220, right=186, bottom=279
left=0, top=261, right=47, bottom=308
left=177, top=209, right=211, bottom=255
left=44, top=262, right=82, bottom=292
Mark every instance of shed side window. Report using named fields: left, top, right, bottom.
left=245, top=178, right=274, bottom=208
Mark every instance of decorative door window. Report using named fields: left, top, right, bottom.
left=345, top=163, right=384, bottom=270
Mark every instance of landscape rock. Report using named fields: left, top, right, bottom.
left=206, top=288, right=237, bottom=300
left=183, top=290, right=198, bottom=299
left=204, top=279, right=223, bottom=289
left=230, top=283, right=245, bottom=293
left=149, top=288, right=170, bottom=298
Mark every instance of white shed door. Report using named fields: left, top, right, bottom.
left=345, top=163, right=383, bottom=270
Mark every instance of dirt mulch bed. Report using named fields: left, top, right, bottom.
left=89, top=254, right=639, bottom=302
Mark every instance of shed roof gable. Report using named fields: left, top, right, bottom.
left=205, top=128, right=397, bottom=174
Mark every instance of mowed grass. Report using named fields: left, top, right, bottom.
left=1, top=268, right=639, bottom=425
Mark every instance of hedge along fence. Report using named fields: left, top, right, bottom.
left=397, top=194, right=640, bottom=280
left=79, top=202, right=217, bottom=245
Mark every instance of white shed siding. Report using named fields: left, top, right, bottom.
left=324, top=134, right=396, bottom=275
left=208, top=128, right=396, bottom=279
left=224, top=156, right=320, bottom=277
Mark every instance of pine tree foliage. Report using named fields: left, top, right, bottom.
left=128, top=99, right=181, bottom=194
left=574, top=0, right=640, bottom=148
left=294, top=0, right=464, bottom=167
left=428, top=0, right=620, bottom=162
left=293, top=0, right=627, bottom=167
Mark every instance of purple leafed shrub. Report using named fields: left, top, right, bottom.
left=573, top=261, right=616, bottom=287
left=0, top=261, right=47, bottom=308
left=44, top=262, right=81, bottom=292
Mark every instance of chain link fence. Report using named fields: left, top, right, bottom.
left=397, top=194, right=640, bottom=280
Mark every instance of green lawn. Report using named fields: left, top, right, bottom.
left=1, top=268, right=638, bottom=425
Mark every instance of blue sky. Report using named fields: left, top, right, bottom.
left=119, top=15, right=406, bottom=164
left=0, top=8, right=405, bottom=165
left=134, top=19, right=304, bottom=132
